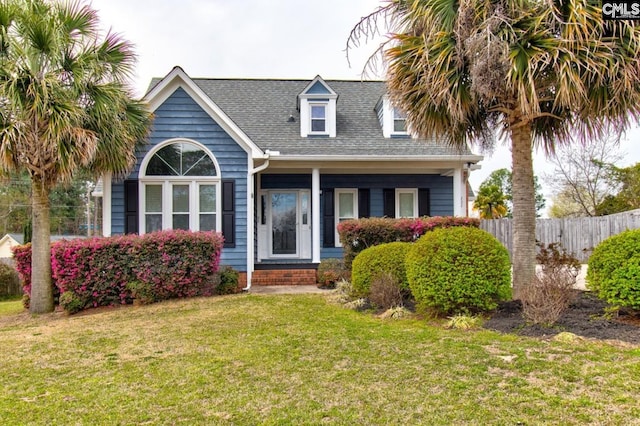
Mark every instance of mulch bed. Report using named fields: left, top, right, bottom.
left=483, top=291, right=640, bottom=345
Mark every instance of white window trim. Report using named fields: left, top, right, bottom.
left=335, top=189, right=358, bottom=247
left=139, top=139, right=221, bottom=234
left=395, top=188, right=418, bottom=218
left=140, top=178, right=221, bottom=234
left=308, top=102, right=329, bottom=135
left=392, top=108, right=408, bottom=135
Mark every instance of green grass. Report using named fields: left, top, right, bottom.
left=0, top=297, right=23, bottom=316
left=1, top=294, right=639, bottom=425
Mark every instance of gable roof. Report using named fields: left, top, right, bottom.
left=148, top=73, right=481, bottom=161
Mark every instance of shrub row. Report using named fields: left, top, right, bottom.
left=14, top=230, right=224, bottom=312
left=337, top=216, right=479, bottom=268
left=351, top=227, right=512, bottom=315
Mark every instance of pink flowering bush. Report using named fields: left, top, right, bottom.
left=337, top=216, right=479, bottom=268
left=14, top=230, right=224, bottom=313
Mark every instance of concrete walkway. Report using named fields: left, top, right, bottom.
left=248, top=285, right=330, bottom=294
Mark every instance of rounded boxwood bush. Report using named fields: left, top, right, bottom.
left=587, top=229, right=640, bottom=310
left=406, top=227, right=511, bottom=315
left=351, top=242, right=411, bottom=297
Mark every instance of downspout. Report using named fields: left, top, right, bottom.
left=244, top=152, right=273, bottom=291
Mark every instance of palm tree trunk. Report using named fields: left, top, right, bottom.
left=510, top=120, right=536, bottom=300
left=29, top=177, right=53, bottom=314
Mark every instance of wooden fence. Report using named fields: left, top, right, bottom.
left=480, top=209, right=640, bottom=263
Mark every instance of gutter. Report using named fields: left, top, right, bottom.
left=242, top=151, right=275, bottom=291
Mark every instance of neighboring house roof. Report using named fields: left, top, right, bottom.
left=148, top=69, right=481, bottom=161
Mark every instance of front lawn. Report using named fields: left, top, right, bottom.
left=0, top=294, right=638, bottom=424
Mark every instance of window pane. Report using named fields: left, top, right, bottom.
left=173, top=185, right=189, bottom=213
left=145, top=214, right=162, bottom=233
left=199, top=185, right=216, bottom=212
left=311, top=119, right=325, bottom=132
left=200, top=214, right=216, bottom=231
left=145, top=185, right=162, bottom=212
left=399, top=193, right=415, bottom=217
left=394, top=119, right=407, bottom=132
left=338, top=193, right=354, bottom=218
left=173, top=214, right=189, bottom=230
left=311, top=105, right=325, bottom=118
left=301, top=193, right=308, bottom=225
left=146, top=142, right=216, bottom=176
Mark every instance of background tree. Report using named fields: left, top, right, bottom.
left=473, top=184, right=508, bottom=219
left=0, top=172, right=92, bottom=235
left=477, top=168, right=545, bottom=218
left=349, top=0, right=640, bottom=298
left=0, top=0, right=152, bottom=313
left=595, top=162, right=640, bottom=215
left=546, top=137, right=621, bottom=217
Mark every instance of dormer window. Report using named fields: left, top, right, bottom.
left=393, top=108, right=407, bottom=133
left=310, top=104, right=327, bottom=133
left=377, top=96, right=410, bottom=138
left=298, top=76, right=337, bottom=137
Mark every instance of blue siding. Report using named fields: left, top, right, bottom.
left=112, top=87, right=249, bottom=272
left=322, top=174, right=453, bottom=259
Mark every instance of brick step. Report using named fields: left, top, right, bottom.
left=251, top=269, right=317, bottom=286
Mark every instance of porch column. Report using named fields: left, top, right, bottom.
left=312, top=168, right=321, bottom=263
left=453, top=167, right=464, bottom=216
left=102, top=172, right=112, bottom=236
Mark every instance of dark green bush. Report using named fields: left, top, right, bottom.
left=316, top=258, right=349, bottom=289
left=351, top=242, right=411, bottom=297
left=587, top=229, right=640, bottom=311
left=406, top=227, right=511, bottom=315
left=0, top=262, right=21, bottom=298
left=217, top=266, right=240, bottom=295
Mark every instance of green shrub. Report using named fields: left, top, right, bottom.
left=217, top=266, right=239, bottom=295
left=351, top=242, right=411, bottom=297
left=406, top=227, right=511, bottom=315
left=316, top=258, right=349, bottom=289
left=587, top=229, right=640, bottom=311
left=59, top=291, right=84, bottom=314
left=0, top=262, right=21, bottom=298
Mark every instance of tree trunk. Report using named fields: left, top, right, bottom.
left=510, top=120, right=536, bottom=300
left=29, top=178, right=53, bottom=314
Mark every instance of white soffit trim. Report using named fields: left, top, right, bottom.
left=144, top=66, right=264, bottom=159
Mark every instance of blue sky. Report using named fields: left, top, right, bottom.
left=90, top=0, right=640, bottom=211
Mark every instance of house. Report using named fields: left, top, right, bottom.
left=0, top=234, right=22, bottom=260
left=100, top=67, right=482, bottom=289
left=0, top=233, right=85, bottom=266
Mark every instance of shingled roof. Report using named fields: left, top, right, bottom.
left=149, top=75, right=478, bottom=159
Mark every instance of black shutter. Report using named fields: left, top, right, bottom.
left=383, top=188, right=395, bottom=218
left=222, top=180, right=235, bottom=248
left=418, top=188, right=431, bottom=217
left=124, top=179, right=138, bottom=234
left=323, top=189, right=335, bottom=247
left=358, top=189, right=370, bottom=218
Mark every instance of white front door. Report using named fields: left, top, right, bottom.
left=258, top=190, right=311, bottom=260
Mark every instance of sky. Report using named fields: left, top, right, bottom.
left=90, top=0, right=640, bottom=212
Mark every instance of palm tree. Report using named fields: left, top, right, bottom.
left=473, top=184, right=508, bottom=219
left=0, top=0, right=152, bottom=313
left=349, top=0, right=640, bottom=298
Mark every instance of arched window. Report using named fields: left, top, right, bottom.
left=140, top=140, right=220, bottom=234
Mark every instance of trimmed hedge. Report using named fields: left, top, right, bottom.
left=14, top=230, right=224, bottom=312
left=337, top=216, right=479, bottom=268
left=587, top=229, right=640, bottom=310
left=351, top=242, right=411, bottom=297
left=406, top=227, right=511, bottom=315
